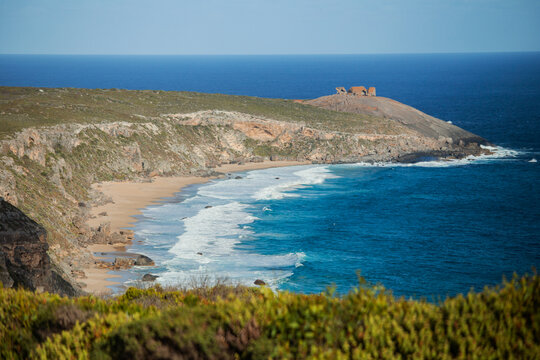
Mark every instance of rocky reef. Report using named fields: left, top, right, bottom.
left=0, top=87, right=491, bottom=293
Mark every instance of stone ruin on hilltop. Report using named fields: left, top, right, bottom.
left=336, top=86, right=376, bottom=96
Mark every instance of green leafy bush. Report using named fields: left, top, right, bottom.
left=0, top=273, right=538, bottom=359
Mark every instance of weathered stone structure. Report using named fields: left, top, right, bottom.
left=335, top=86, right=376, bottom=97
left=348, top=86, right=368, bottom=96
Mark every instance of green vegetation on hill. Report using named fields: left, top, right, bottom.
left=1, top=274, right=538, bottom=359
left=0, top=87, right=383, bottom=139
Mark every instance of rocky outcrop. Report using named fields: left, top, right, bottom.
left=305, top=94, right=488, bottom=146
left=0, top=198, right=79, bottom=296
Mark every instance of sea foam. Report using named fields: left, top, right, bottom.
left=158, top=165, right=334, bottom=288
left=253, top=166, right=338, bottom=200
left=350, top=145, right=524, bottom=168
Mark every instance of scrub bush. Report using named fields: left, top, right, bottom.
left=0, top=273, right=538, bottom=359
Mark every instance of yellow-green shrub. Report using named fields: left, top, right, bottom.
left=0, top=274, right=538, bottom=359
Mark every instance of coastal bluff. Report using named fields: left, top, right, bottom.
left=0, top=86, right=490, bottom=293
left=0, top=198, right=79, bottom=296
left=305, top=94, right=486, bottom=147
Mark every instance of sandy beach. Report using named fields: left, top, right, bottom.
left=82, top=160, right=309, bottom=294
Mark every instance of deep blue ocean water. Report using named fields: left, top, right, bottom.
left=1, top=53, right=539, bottom=298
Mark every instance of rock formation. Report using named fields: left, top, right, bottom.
left=335, top=86, right=377, bottom=97
left=0, top=198, right=79, bottom=296
left=348, top=86, right=368, bottom=96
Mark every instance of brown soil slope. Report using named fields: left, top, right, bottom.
left=305, top=95, right=488, bottom=146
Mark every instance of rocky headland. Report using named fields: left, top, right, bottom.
left=0, top=87, right=491, bottom=294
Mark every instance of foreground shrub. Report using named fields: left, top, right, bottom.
left=92, top=306, right=262, bottom=359
left=0, top=273, right=538, bottom=359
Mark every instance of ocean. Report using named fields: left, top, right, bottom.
left=1, top=53, right=539, bottom=298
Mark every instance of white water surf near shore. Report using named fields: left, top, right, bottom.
left=137, top=165, right=337, bottom=288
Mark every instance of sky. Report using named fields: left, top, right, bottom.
left=1, top=0, right=539, bottom=55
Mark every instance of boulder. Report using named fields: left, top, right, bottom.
left=254, top=279, right=266, bottom=286
left=134, top=254, right=154, bottom=266
left=112, top=257, right=135, bottom=269
left=142, top=273, right=158, bottom=281
left=119, top=229, right=135, bottom=241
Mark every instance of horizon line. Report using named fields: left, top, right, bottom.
left=1, top=50, right=540, bottom=57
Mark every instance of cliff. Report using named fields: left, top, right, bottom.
left=0, top=199, right=79, bottom=295
left=0, top=87, right=490, bottom=293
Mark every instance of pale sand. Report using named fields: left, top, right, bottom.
left=82, top=160, right=309, bottom=294
left=82, top=267, right=122, bottom=295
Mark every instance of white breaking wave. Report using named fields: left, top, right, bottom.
left=253, top=166, right=338, bottom=200
left=168, top=202, right=257, bottom=263
left=149, top=165, right=338, bottom=289
left=161, top=166, right=335, bottom=289
left=350, top=145, right=525, bottom=168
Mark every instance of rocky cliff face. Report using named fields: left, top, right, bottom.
left=0, top=87, right=491, bottom=294
left=0, top=198, right=79, bottom=296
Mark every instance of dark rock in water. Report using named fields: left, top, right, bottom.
left=197, top=252, right=203, bottom=255
left=112, top=257, right=135, bottom=269
left=142, top=273, right=158, bottom=281
left=254, top=279, right=266, bottom=286
left=275, top=177, right=280, bottom=180
left=0, top=199, right=79, bottom=296
left=134, top=254, right=154, bottom=266
left=235, top=176, right=242, bottom=179
left=205, top=205, right=212, bottom=209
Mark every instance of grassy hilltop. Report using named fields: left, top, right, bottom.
left=0, top=87, right=384, bottom=138
left=1, top=274, right=538, bottom=359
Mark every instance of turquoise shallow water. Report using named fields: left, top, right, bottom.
left=2, top=53, right=539, bottom=297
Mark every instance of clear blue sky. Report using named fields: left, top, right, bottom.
left=1, top=0, right=539, bottom=55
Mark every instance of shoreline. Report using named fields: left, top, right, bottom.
left=82, top=160, right=310, bottom=294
